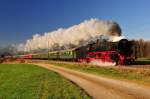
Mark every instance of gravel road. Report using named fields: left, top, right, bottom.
left=34, top=63, right=150, bottom=99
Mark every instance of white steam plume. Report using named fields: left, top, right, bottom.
left=89, top=60, right=116, bottom=66
left=17, top=18, right=122, bottom=52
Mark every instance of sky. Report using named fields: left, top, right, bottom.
left=0, top=0, right=150, bottom=47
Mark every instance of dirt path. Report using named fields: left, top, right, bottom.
left=33, top=63, right=150, bottom=99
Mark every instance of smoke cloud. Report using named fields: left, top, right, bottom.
left=17, top=18, right=122, bottom=52
left=0, top=45, right=17, bottom=57
left=89, top=60, right=116, bottom=66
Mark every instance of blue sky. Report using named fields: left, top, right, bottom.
left=0, top=0, right=150, bottom=47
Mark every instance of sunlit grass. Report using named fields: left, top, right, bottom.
left=0, top=64, right=90, bottom=99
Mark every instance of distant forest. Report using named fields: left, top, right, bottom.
left=135, top=39, right=150, bottom=58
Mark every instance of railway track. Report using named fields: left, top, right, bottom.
left=28, top=59, right=150, bottom=69
left=127, top=65, right=150, bottom=69
left=33, top=63, right=150, bottom=99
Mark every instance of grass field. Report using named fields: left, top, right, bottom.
left=135, top=58, right=150, bottom=65
left=48, top=61, right=150, bottom=86
left=0, top=64, right=90, bottom=99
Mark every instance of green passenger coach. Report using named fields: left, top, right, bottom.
left=48, top=49, right=77, bottom=60
left=31, top=46, right=87, bottom=61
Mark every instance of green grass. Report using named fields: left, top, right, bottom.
left=135, top=58, right=150, bottom=65
left=0, top=64, right=90, bottom=99
left=48, top=61, right=150, bottom=85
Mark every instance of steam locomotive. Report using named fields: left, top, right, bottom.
left=15, top=38, right=136, bottom=65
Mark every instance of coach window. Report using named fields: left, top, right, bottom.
left=70, top=51, right=72, bottom=56
left=67, top=51, right=70, bottom=56
left=67, top=51, right=69, bottom=55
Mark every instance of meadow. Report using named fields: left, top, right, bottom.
left=0, top=64, right=90, bottom=99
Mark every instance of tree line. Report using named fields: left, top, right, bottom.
left=134, top=39, right=150, bottom=58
